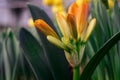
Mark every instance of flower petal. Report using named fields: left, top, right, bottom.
left=83, top=18, right=96, bottom=42
left=52, top=5, right=65, bottom=15
left=66, top=14, right=77, bottom=39
left=47, top=35, right=66, bottom=49
left=43, top=0, right=54, bottom=6
left=34, top=19, right=59, bottom=39
left=76, top=0, right=90, bottom=5
left=68, top=1, right=89, bottom=39
left=56, top=13, right=70, bottom=38
left=53, top=0, right=62, bottom=5
left=76, top=0, right=89, bottom=38
left=68, top=3, right=78, bottom=17
left=108, top=0, right=114, bottom=9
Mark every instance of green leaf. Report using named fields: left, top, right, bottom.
left=85, top=41, right=95, bottom=58
left=80, top=32, right=120, bottom=80
left=19, top=28, right=53, bottom=80
left=28, top=5, right=72, bottom=80
left=37, top=31, right=72, bottom=80
left=28, top=4, right=58, bottom=33
left=28, top=4, right=62, bottom=37
left=1, top=28, right=12, bottom=80
left=2, top=42, right=11, bottom=80
left=101, top=0, right=109, bottom=9
left=0, top=42, right=2, bottom=54
left=97, top=0, right=111, bottom=38
left=5, top=31, right=19, bottom=80
left=113, top=0, right=120, bottom=33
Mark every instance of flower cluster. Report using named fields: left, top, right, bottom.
left=34, top=0, right=96, bottom=67
left=42, top=0, right=65, bottom=14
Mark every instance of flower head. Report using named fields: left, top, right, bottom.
left=34, top=0, right=96, bottom=67
left=43, top=0, right=65, bottom=15
left=108, top=0, right=114, bottom=9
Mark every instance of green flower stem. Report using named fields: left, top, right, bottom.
left=73, top=66, right=80, bottom=80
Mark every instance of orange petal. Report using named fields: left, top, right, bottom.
left=66, top=14, right=77, bottom=39
left=34, top=19, right=59, bottom=39
left=77, top=1, right=89, bottom=22
left=68, top=3, right=78, bottom=17
left=68, top=1, right=89, bottom=39
left=76, top=1, right=89, bottom=38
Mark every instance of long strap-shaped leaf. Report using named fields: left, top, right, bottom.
left=19, top=28, right=53, bottom=80
left=28, top=4, right=72, bottom=80
left=80, top=32, right=120, bottom=80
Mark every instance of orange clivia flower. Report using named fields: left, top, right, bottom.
left=34, top=0, right=96, bottom=67
left=68, top=0, right=96, bottom=42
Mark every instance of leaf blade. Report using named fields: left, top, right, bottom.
left=80, top=32, right=120, bottom=80
left=19, top=28, right=53, bottom=80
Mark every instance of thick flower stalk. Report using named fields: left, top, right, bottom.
left=35, top=0, right=96, bottom=68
